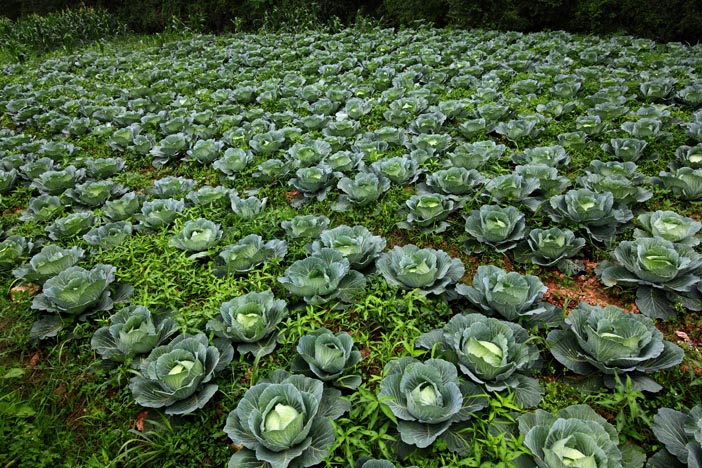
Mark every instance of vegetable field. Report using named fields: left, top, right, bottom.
left=1, top=26, right=702, bottom=467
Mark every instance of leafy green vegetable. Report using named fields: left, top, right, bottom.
left=129, top=333, right=233, bottom=415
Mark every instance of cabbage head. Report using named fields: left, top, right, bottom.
left=397, top=193, right=461, bottom=234
left=376, top=244, right=464, bottom=296
left=138, top=198, right=185, bottom=230
left=230, top=194, right=267, bottom=219
left=547, top=302, right=684, bottom=392
left=513, top=227, right=585, bottom=273
left=83, top=222, right=133, bottom=250
left=548, top=189, right=633, bottom=244
left=207, top=290, right=288, bottom=358
left=213, top=235, right=287, bottom=277
left=20, top=194, right=64, bottom=222
left=456, top=265, right=562, bottom=326
left=518, top=404, right=645, bottom=468
left=91, top=305, right=177, bottom=363
left=170, top=218, right=222, bottom=256
left=46, top=212, right=96, bottom=240
left=129, top=333, right=233, bottom=415
left=146, top=176, right=197, bottom=199
left=32, top=264, right=117, bottom=317
left=417, top=313, right=543, bottom=408
left=463, top=205, right=527, bottom=253
left=224, top=370, right=349, bottom=468
left=308, top=225, right=385, bottom=271
left=423, top=167, right=486, bottom=196
left=652, top=168, right=702, bottom=200
left=63, top=179, right=126, bottom=208
left=649, top=404, right=702, bottom=468
left=597, top=237, right=702, bottom=319
left=378, top=357, right=487, bottom=452
left=0, top=235, right=32, bottom=272
left=280, top=215, right=330, bottom=239
left=278, top=248, right=366, bottom=305
left=103, top=192, right=143, bottom=222
left=335, top=171, right=391, bottom=211
left=13, top=245, right=84, bottom=284
left=291, top=328, right=362, bottom=389
left=635, top=210, right=702, bottom=247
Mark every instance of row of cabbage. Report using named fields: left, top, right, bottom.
left=1, top=26, right=702, bottom=467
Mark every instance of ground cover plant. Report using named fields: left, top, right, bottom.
left=1, top=21, right=702, bottom=468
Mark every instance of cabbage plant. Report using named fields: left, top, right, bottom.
left=280, top=215, right=330, bottom=239
left=548, top=189, right=633, bottom=244
left=482, top=174, right=541, bottom=210
left=186, top=186, right=232, bottom=207
left=335, top=171, right=391, bottom=211
left=649, top=404, right=702, bottom=468
left=207, top=290, right=288, bottom=357
left=635, top=210, right=702, bottom=247
left=91, top=305, right=177, bottom=363
left=288, top=164, right=336, bottom=204
left=30, top=165, right=84, bottom=195
left=514, top=227, right=586, bottom=273
left=170, top=218, right=222, bottom=256
left=185, top=139, right=223, bottom=164
left=376, top=244, right=464, bottom=297
left=518, top=404, right=645, bottom=468
left=370, top=156, right=422, bottom=185
left=137, top=198, right=185, bottom=230
left=253, top=158, right=291, bottom=182
left=456, top=265, right=562, bottom=326
left=46, top=212, right=96, bottom=240
left=13, top=245, right=84, bottom=284
left=20, top=194, right=64, bottom=222
left=602, top=138, right=648, bottom=162
left=597, top=237, right=702, bottom=319
left=214, top=148, right=254, bottom=177
left=129, top=333, right=233, bottom=415
left=150, top=133, right=190, bottom=167
left=103, top=192, right=143, bottom=222
left=0, top=169, right=17, bottom=194
left=514, top=164, right=571, bottom=200
left=83, top=222, right=133, bottom=250
left=653, top=168, right=702, bottom=200
left=85, top=157, right=126, bottom=180
left=423, top=167, right=486, bottom=196
left=447, top=141, right=506, bottom=170
left=308, top=225, right=385, bottom=271
left=511, top=145, right=570, bottom=167
left=229, top=194, right=266, bottom=219
left=417, top=313, right=543, bottom=408
left=278, top=248, right=366, bottom=305
left=0, top=236, right=32, bottom=272
left=547, top=302, right=684, bottom=392
left=378, top=357, right=487, bottom=452
left=213, top=235, right=287, bottom=277
left=397, top=193, right=461, bottom=233
left=291, top=328, right=362, bottom=389
left=30, top=263, right=130, bottom=340
left=673, top=144, right=702, bottom=169
left=577, top=173, right=652, bottom=207
left=463, top=205, right=527, bottom=253
left=146, top=176, right=197, bottom=199
left=224, top=370, right=349, bottom=468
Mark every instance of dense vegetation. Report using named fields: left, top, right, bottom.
left=1, top=15, right=702, bottom=468
left=3, top=0, right=702, bottom=43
